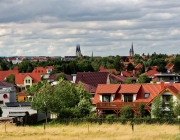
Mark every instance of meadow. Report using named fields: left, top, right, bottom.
left=0, top=123, right=180, bottom=140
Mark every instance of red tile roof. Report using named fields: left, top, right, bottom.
left=143, top=70, right=160, bottom=77
left=93, top=83, right=180, bottom=105
left=75, top=72, right=109, bottom=88
left=135, top=63, right=142, bottom=69
left=15, top=73, right=41, bottom=84
left=32, top=67, right=47, bottom=74
left=121, top=71, right=134, bottom=77
left=119, top=84, right=141, bottom=94
left=165, top=62, right=174, bottom=71
left=0, top=70, right=19, bottom=81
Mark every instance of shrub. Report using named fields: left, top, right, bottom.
left=120, top=105, right=134, bottom=118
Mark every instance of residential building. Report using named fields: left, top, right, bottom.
left=154, top=73, right=180, bottom=83
left=93, top=82, right=180, bottom=117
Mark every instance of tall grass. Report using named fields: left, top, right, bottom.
left=0, top=123, right=179, bottom=140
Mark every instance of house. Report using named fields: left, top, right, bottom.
left=165, top=62, right=174, bottom=73
left=0, top=69, right=19, bottom=81
left=154, top=73, right=180, bottom=84
left=75, top=72, right=110, bottom=100
left=15, top=73, right=42, bottom=90
left=143, top=70, right=160, bottom=79
left=0, top=81, right=16, bottom=106
left=93, top=82, right=180, bottom=117
left=99, top=66, right=118, bottom=75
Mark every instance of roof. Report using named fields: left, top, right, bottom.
left=15, top=73, right=41, bottom=84
left=0, top=81, right=15, bottom=87
left=0, top=70, right=19, bottom=81
left=93, top=83, right=180, bottom=105
left=47, top=73, right=73, bottom=82
left=143, top=70, right=160, bottom=77
left=119, top=84, right=141, bottom=94
left=109, top=74, right=127, bottom=83
left=32, top=67, right=47, bottom=74
left=121, top=71, right=134, bottom=77
left=17, top=92, right=28, bottom=96
left=75, top=72, right=109, bottom=88
left=99, top=66, right=117, bottom=74
left=165, top=62, right=174, bottom=71
left=82, top=83, right=96, bottom=93
left=135, top=63, right=142, bottom=69
left=5, top=102, right=31, bottom=107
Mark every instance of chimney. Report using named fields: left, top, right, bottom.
left=161, top=81, right=164, bottom=90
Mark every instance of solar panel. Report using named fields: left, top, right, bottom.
left=5, top=102, right=31, bottom=107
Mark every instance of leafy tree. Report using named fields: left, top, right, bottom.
left=18, top=59, right=34, bottom=73
left=6, top=74, right=15, bottom=84
left=138, top=74, right=151, bottom=83
left=138, top=103, right=145, bottom=118
left=120, top=105, right=134, bottom=118
left=151, top=95, right=163, bottom=118
left=55, top=73, right=67, bottom=81
left=113, top=55, right=123, bottom=71
left=126, top=63, right=134, bottom=71
left=123, top=77, right=133, bottom=84
left=174, top=92, right=180, bottom=117
left=0, top=60, right=8, bottom=70
left=173, top=58, right=180, bottom=73
left=31, top=83, right=53, bottom=123
left=0, top=107, right=3, bottom=117
left=28, top=81, right=44, bottom=94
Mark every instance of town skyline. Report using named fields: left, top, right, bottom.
left=0, top=0, right=180, bottom=56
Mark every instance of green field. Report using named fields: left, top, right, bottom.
left=0, top=123, right=180, bottom=140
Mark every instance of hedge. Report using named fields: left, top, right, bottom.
left=49, top=117, right=180, bottom=125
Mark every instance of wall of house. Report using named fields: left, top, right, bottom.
left=1, top=107, right=50, bottom=122
left=0, top=89, right=16, bottom=106
left=24, top=75, right=33, bottom=88
left=18, top=96, right=26, bottom=102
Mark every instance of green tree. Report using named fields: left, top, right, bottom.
left=138, top=74, right=151, bottom=83
left=123, top=77, right=133, bottom=84
left=6, top=74, right=15, bottom=84
left=55, top=73, right=67, bottom=81
left=120, top=105, right=134, bottom=118
left=126, top=63, right=134, bottom=71
left=138, top=103, right=145, bottom=118
left=31, top=83, right=53, bottom=123
left=173, top=92, right=180, bottom=117
left=113, top=55, right=123, bottom=71
left=151, top=95, right=163, bottom=118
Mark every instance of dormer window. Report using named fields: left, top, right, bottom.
left=102, top=95, right=111, bottom=102
left=144, top=92, right=150, bottom=98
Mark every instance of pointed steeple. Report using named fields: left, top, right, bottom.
left=131, top=42, right=134, bottom=52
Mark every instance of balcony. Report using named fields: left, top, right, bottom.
left=96, top=102, right=150, bottom=110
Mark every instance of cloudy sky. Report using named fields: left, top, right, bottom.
left=0, top=0, right=180, bottom=57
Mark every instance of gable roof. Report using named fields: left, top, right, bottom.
left=0, top=70, right=19, bottom=81
left=143, top=70, right=160, bottom=77
left=121, top=71, right=134, bottom=77
left=119, top=84, right=141, bottom=94
left=93, top=83, right=180, bottom=105
left=75, top=72, right=109, bottom=88
left=135, top=63, right=142, bottom=69
left=15, top=73, right=41, bottom=84
left=32, top=67, right=47, bottom=74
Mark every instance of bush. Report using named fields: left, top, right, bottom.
left=106, top=114, right=116, bottom=119
left=120, top=105, right=134, bottom=118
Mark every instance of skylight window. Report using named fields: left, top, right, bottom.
left=144, top=92, right=150, bottom=98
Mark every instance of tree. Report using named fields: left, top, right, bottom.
left=174, top=92, right=180, bottom=117
left=6, top=74, right=15, bottom=84
left=55, top=73, right=67, bottom=81
left=120, top=105, right=134, bottom=118
left=123, top=77, right=133, bottom=84
left=138, top=103, right=145, bottom=118
left=138, top=74, right=151, bottom=83
left=126, top=63, right=134, bottom=71
left=151, top=95, right=163, bottom=118
left=113, top=55, right=123, bottom=71
left=31, top=83, right=53, bottom=123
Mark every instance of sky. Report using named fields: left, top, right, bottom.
left=0, top=0, right=180, bottom=57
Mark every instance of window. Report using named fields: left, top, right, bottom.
left=26, top=79, right=30, bottom=83
left=0, top=101, right=3, bottom=104
left=169, top=77, right=173, bottom=80
left=144, top=92, right=150, bottom=98
left=162, top=95, right=172, bottom=104
left=102, top=95, right=111, bottom=102
left=124, top=94, right=133, bottom=102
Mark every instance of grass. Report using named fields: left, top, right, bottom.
left=0, top=123, right=180, bottom=140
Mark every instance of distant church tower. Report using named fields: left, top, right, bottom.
left=129, top=43, right=134, bottom=56
left=76, top=44, right=82, bottom=57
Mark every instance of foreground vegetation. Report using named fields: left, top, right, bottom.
left=0, top=123, right=180, bottom=140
